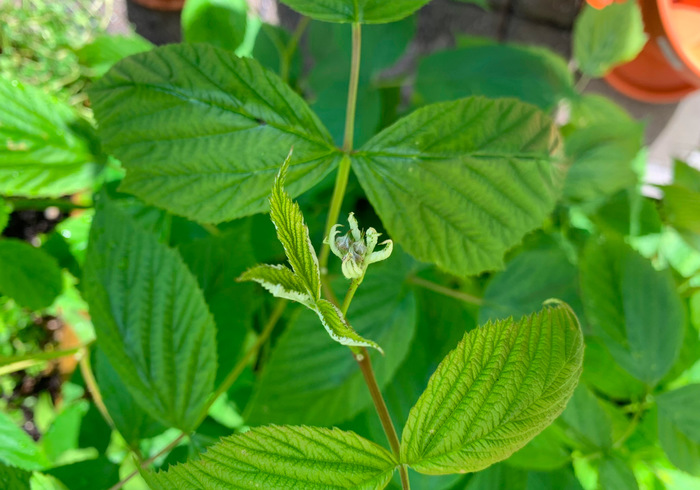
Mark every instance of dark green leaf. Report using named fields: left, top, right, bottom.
left=581, top=337, right=647, bottom=401
left=0, top=463, right=31, bottom=489
left=0, top=77, right=101, bottom=198
left=246, top=257, right=416, bottom=426
left=46, top=457, right=120, bottom=490
left=573, top=1, right=647, bottom=77
left=0, top=239, right=63, bottom=310
left=94, top=349, right=166, bottom=448
left=181, top=0, right=247, bottom=52
left=89, top=44, right=341, bottom=223
left=480, top=244, right=582, bottom=324
left=280, top=0, right=429, bottom=23
left=414, top=43, right=575, bottom=110
left=353, top=97, right=562, bottom=276
left=143, top=426, right=398, bottom=489
left=599, top=456, right=639, bottom=490
left=506, top=426, right=571, bottom=471
left=401, top=304, right=584, bottom=474
left=0, top=198, right=11, bottom=233
left=558, top=384, right=613, bottom=451
left=84, top=196, right=217, bottom=431
left=657, top=384, right=700, bottom=475
left=580, top=238, right=684, bottom=385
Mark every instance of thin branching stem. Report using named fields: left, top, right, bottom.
left=408, top=275, right=484, bottom=306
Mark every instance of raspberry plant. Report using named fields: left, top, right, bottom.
left=1, top=1, right=699, bottom=489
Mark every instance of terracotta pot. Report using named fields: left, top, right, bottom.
left=131, top=0, right=185, bottom=11
left=587, top=0, right=700, bottom=103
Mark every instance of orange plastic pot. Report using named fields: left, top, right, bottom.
left=131, top=0, right=185, bottom=11
left=587, top=0, right=700, bottom=103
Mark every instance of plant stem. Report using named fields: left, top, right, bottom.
left=354, top=348, right=409, bottom=489
left=318, top=22, right=362, bottom=272
left=408, top=276, right=483, bottom=306
left=78, top=347, right=116, bottom=431
left=280, top=16, right=310, bottom=83
left=340, top=277, right=363, bottom=315
left=195, top=299, right=287, bottom=427
left=109, top=432, right=187, bottom=490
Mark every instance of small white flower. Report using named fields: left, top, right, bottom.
left=325, top=213, right=393, bottom=280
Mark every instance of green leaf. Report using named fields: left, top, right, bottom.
left=353, top=97, right=562, bottom=277
left=581, top=337, right=647, bottom=401
left=143, top=426, right=398, bottom=489
left=599, top=456, right=639, bottom=490
left=246, top=257, right=416, bottom=426
left=45, top=457, right=120, bottom=490
left=657, top=385, right=700, bottom=475
left=400, top=303, right=584, bottom=474
left=238, top=264, right=312, bottom=305
left=178, top=225, right=261, bottom=385
left=279, top=0, right=429, bottom=23
left=269, top=156, right=321, bottom=300
left=83, top=196, right=217, bottom=431
left=315, top=299, right=383, bottom=352
left=75, top=34, right=153, bottom=78
left=480, top=243, right=583, bottom=324
left=506, top=426, right=571, bottom=471
left=29, top=473, right=69, bottom=490
left=0, top=239, right=63, bottom=310
left=0, top=463, right=31, bottom=489
left=181, top=0, right=247, bottom=52
left=573, top=0, right=647, bottom=77
left=0, top=410, right=48, bottom=470
left=89, top=44, right=340, bottom=224
left=579, top=238, right=684, bottom=385
left=0, top=198, right=11, bottom=234
left=558, top=384, right=613, bottom=451
left=563, top=121, right=643, bottom=203
left=94, top=349, right=165, bottom=449
left=414, top=43, right=575, bottom=110
left=40, top=401, right=88, bottom=464
left=0, top=77, right=101, bottom=197
left=660, top=161, right=700, bottom=241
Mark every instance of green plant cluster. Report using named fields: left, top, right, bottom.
left=0, top=0, right=699, bottom=489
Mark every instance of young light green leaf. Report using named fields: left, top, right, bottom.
left=657, top=384, right=700, bottom=475
left=315, top=299, right=383, bottom=352
left=83, top=196, right=217, bottom=431
left=0, top=410, right=49, bottom=470
left=76, top=34, right=153, bottom=78
left=400, top=303, right=583, bottom=475
left=353, top=97, right=562, bottom=277
left=580, top=238, right=684, bottom=386
left=181, top=0, right=247, bottom=52
left=415, top=43, right=575, bottom=110
left=238, top=263, right=313, bottom=307
left=0, top=77, right=101, bottom=197
left=0, top=239, right=63, bottom=310
left=280, top=0, right=429, bottom=23
left=269, top=154, right=321, bottom=300
left=89, top=44, right=341, bottom=224
left=573, top=0, right=647, bottom=77
left=143, top=426, right=398, bottom=489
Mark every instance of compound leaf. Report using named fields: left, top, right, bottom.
left=573, top=0, right=646, bottom=77
left=89, top=44, right=341, bottom=224
left=143, top=426, right=397, bottom=489
left=83, top=196, right=217, bottom=431
left=400, top=303, right=583, bottom=475
left=280, top=0, right=429, bottom=23
left=580, top=238, right=684, bottom=386
left=269, top=155, right=321, bottom=300
left=0, top=239, right=63, bottom=310
left=0, top=77, right=101, bottom=197
left=353, top=97, right=562, bottom=277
